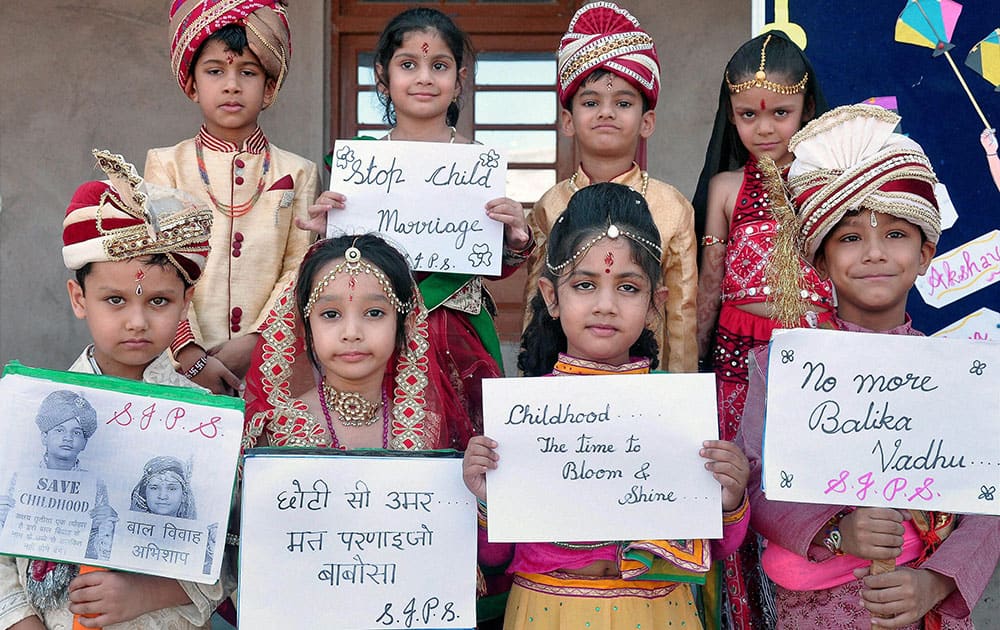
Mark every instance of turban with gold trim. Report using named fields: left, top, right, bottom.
left=62, top=150, right=213, bottom=285
left=169, top=0, right=290, bottom=95
left=787, top=104, right=941, bottom=261
left=557, top=2, right=660, bottom=109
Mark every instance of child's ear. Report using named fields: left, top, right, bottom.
left=183, top=76, right=199, bottom=103
left=639, top=110, right=656, bottom=139
left=813, top=251, right=830, bottom=280
left=559, top=108, right=576, bottom=138
left=179, top=285, right=196, bottom=320
left=538, top=277, right=560, bottom=319
left=917, top=241, right=936, bottom=276
left=802, top=96, right=816, bottom=124
left=647, top=286, right=668, bottom=325
left=456, top=66, right=468, bottom=99
left=262, top=78, right=278, bottom=109
left=67, top=279, right=87, bottom=320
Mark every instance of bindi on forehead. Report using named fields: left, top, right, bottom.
left=604, top=251, right=614, bottom=273
left=760, top=98, right=766, bottom=111
left=421, top=41, right=430, bottom=57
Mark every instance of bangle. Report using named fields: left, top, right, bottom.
left=701, top=235, right=725, bottom=247
left=184, top=355, right=209, bottom=379
left=822, top=510, right=851, bottom=555
left=722, top=492, right=750, bottom=524
left=476, top=499, right=488, bottom=529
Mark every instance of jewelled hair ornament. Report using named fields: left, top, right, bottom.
left=61, top=150, right=213, bottom=283
left=303, top=245, right=411, bottom=317
left=546, top=223, right=662, bottom=274
left=725, top=34, right=809, bottom=95
left=786, top=104, right=941, bottom=261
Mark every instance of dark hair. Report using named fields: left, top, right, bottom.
left=576, top=69, right=651, bottom=113
left=188, top=24, right=257, bottom=79
left=691, top=30, right=828, bottom=244
left=295, top=234, right=416, bottom=371
left=518, top=183, right=662, bottom=376
left=373, top=8, right=474, bottom=127
left=74, top=254, right=192, bottom=293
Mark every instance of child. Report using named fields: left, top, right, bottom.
left=464, top=183, right=750, bottom=630
left=692, top=33, right=836, bottom=628
left=739, top=104, right=1000, bottom=628
left=523, top=1, right=698, bottom=374
left=0, top=150, right=229, bottom=629
left=131, top=456, right=197, bottom=519
left=145, top=0, right=320, bottom=395
left=297, top=7, right=532, bottom=435
left=242, top=233, right=474, bottom=452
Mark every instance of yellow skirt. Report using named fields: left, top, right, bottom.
left=503, top=572, right=703, bottom=630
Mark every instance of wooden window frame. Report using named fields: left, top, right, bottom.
left=329, top=1, right=581, bottom=343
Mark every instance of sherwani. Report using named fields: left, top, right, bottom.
left=0, top=350, right=230, bottom=629
left=524, top=164, right=698, bottom=372
left=144, top=126, right=319, bottom=352
left=738, top=318, right=1000, bottom=628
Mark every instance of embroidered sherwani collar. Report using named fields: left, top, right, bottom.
left=197, top=125, right=268, bottom=154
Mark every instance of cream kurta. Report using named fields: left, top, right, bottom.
left=524, top=164, right=698, bottom=372
left=144, top=127, right=319, bottom=352
left=0, top=350, right=230, bottom=630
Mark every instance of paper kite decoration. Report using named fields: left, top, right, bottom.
left=895, top=0, right=992, bottom=128
left=966, top=29, right=1000, bottom=91
left=895, top=0, right=962, bottom=54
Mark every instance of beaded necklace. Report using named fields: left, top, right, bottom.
left=194, top=136, right=271, bottom=218
left=317, top=381, right=390, bottom=449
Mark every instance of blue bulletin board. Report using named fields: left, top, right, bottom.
left=757, top=0, right=999, bottom=339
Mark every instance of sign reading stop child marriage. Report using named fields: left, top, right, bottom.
left=326, top=139, right=507, bottom=276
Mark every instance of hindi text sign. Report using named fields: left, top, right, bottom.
left=0, top=363, right=243, bottom=583
left=762, top=329, right=1000, bottom=515
left=327, top=139, right=506, bottom=275
left=239, top=451, right=476, bottom=630
left=482, top=374, right=721, bottom=542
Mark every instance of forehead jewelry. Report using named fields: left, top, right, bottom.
left=135, top=269, right=145, bottom=296
left=303, top=246, right=409, bottom=317
left=421, top=41, right=430, bottom=58
left=725, top=34, right=808, bottom=95
left=547, top=223, right=662, bottom=274
left=870, top=209, right=879, bottom=228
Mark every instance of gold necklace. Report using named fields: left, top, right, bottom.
left=568, top=170, right=649, bottom=196
left=386, top=126, right=456, bottom=143
left=320, top=382, right=381, bottom=427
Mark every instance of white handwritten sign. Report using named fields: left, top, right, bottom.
left=482, top=374, right=721, bottom=542
left=915, top=230, right=1000, bottom=307
left=762, top=329, right=1000, bottom=515
left=239, top=451, right=476, bottom=630
left=0, top=363, right=243, bottom=583
left=933, top=307, right=1000, bottom=342
left=327, top=139, right=506, bottom=276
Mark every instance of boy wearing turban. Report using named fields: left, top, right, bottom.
left=0, top=150, right=230, bottom=630
left=522, top=2, right=697, bottom=373
left=145, top=0, right=319, bottom=395
left=738, top=104, right=1000, bottom=628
